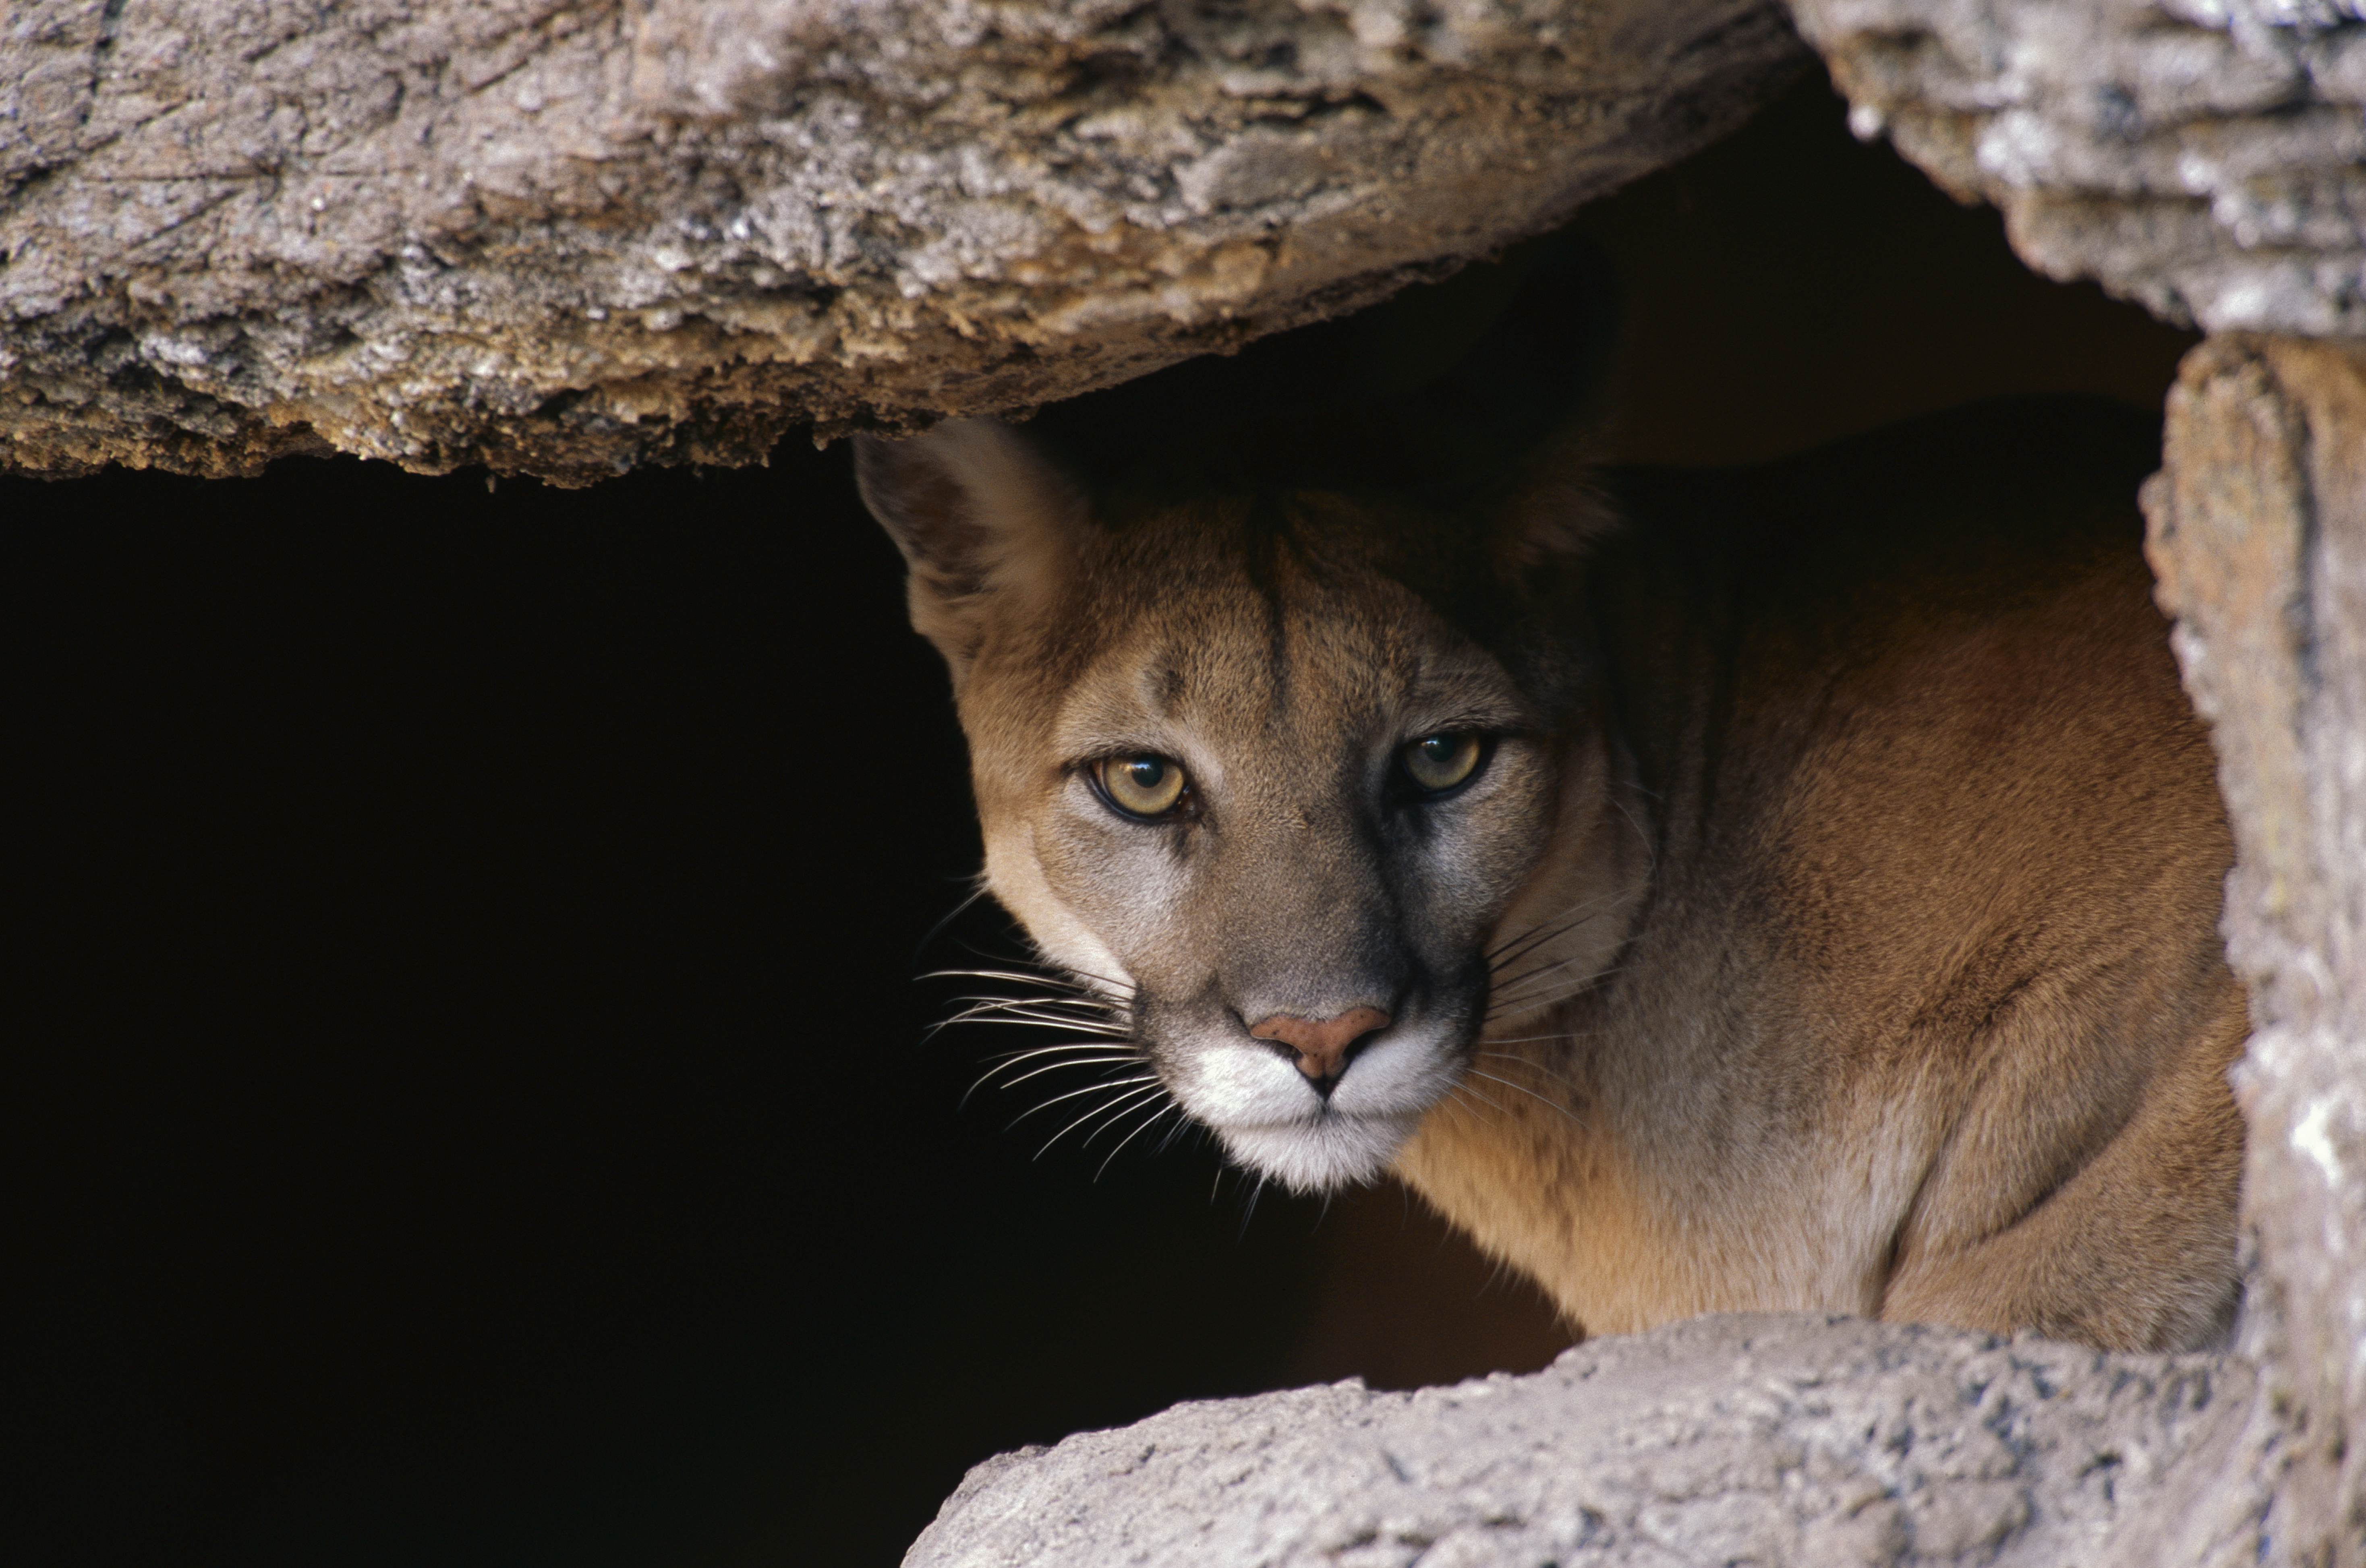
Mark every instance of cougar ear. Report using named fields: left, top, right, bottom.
left=854, top=419, right=1087, bottom=680
left=1491, top=463, right=1620, bottom=600
left=1504, top=482, right=1618, bottom=603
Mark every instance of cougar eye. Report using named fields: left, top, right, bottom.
left=1400, top=732, right=1487, bottom=795
left=1094, top=754, right=1189, bottom=819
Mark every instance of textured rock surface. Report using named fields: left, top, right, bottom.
left=1784, top=0, right=2366, bottom=337
left=903, top=1314, right=2244, bottom=1568
left=2138, top=333, right=2366, bottom=1568
left=0, top=0, right=1805, bottom=482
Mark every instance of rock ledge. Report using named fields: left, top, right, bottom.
left=0, top=0, right=1805, bottom=481
left=905, top=1314, right=2246, bottom=1568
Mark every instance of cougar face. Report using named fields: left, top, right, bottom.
left=857, top=421, right=1600, bottom=1191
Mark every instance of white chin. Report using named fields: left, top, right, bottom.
left=1215, top=1113, right=1421, bottom=1193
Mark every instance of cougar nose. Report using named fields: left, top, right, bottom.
left=1249, top=1007, right=1393, bottom=1090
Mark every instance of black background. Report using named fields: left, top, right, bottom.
left=10, top=81, right=2194, bottom=1567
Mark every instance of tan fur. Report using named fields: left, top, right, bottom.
left=857, top=402, right=2246, bottom=1353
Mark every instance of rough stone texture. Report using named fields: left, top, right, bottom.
left=1783, top=0, right=2366, bottom=337
left=903, top=1314, right=2244, bottom=1567
left=903, top=339, right=2366, bottom=1567
left=0, top=0, right=1805, bottom=482
left=2138, top=333, right=2366, bottom=1568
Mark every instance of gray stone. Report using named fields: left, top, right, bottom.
left=1783, top=0, right=2366, bottom=336
left=2135, top=333, right=2366, bottom=1568
left=903, top=1314, right=2244, bottom=1568
left=0, top=0, right=1806, bottom=482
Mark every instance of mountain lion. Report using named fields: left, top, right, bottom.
left=856, top=399, right=2244, bottom=1352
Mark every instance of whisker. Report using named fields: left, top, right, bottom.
left=963, top=1043, right=1141, bottom=1110
left=955, top=1027, right=1133, bottom=1046
left=1474, top=1049, right=1585, bottom=1093
left=923, top=967, right=1086, bottom=988
left=1038, top=1082, right=1168, bottom=1159
left=1486, top=977, right=1624, bottom=1023
left=925, top=966, right=1135, bottom=997
left=979, top=1041, right=1146, bottom=1069
left=1465, top=1068, right=1580, bottom=1124
left=1487, top=959, right=1633, bottom=1018
left=1476, top=889, right=1628, bottom=965
left=944, top=990, right=1123, bottom=1009
left=1488, top=967, right=1571, bottom=1004
left=1610, top=788, right=1659, bottom=874
left=1154, top=1109, right=1199, bottom=1156
left=994, top=1050, right=1146, bottom=1085
left=946, top=993, right=1121, bottom=1007
left=949, top=1018, right=1130, bottom=1036
left=947, top=1011, right=1091, bottom=1028
left=936, top=991, right=1128, bottom=1016
left=936, top=1024, right=1128, bottom=1052
left=1475, top=1051, right=1571, bottom=1076
left=1032, top=960, right=1139, bottom=992
left=1485, top=901, right=1593, bottom=963
left=1490, top=947, right=1612, bottom=999
left=1072, top=1083, right=1170, bottom=1147
left=939, top=1011, right=1131, bottom=1036
left=911, top=883, right=993, bottom=967
left=1034, top=1095, right=1156, bottom=1164
left=946, top=1001, right=1129, bottom=1024
left=1093, top=1097, right=1181, bottom=1178
left=1006, top=1073, right=1157, bottom=1129
left=1485, top=892, right=1620, bottom=964
left=1446, top=1081, right=1511, bottom=1126
left=994, top=1053, right=1150, bottom=1091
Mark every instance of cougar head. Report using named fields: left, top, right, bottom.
left=856, top=420, right=1621, bottom=1192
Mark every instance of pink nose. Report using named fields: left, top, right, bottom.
left=1248, top=1007, right=1393, bottom=1083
